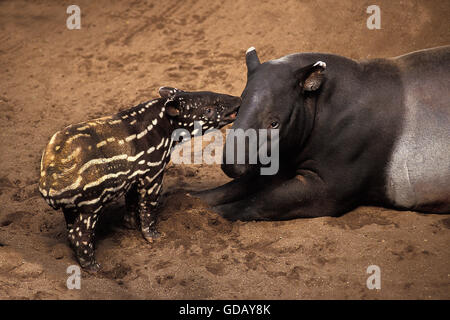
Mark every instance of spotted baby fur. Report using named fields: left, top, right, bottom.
left=39, top=87, right=240, bottom=271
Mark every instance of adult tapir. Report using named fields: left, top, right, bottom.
left=196, top=45, right=450, bottom=220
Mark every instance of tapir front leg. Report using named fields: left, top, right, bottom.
left=194, top=176, right=257, bottom=206
left=137, top=175, right=164, bottom=243
left=194, top=173, right=287, bottom=206
left=213, top=170, right=354, bottom=221
left=68, top=207, right=102, bottom=272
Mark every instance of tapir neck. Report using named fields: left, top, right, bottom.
left=118, top=98, right=177, bottom=143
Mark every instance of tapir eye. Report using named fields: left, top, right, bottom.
left=270, top=121, right=279, bottom=129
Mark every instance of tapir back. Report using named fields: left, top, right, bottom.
left=385, top=46, right=450, bottom=213
left=39, top=99, right=169, bottom=210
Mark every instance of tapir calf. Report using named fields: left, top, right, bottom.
left=197, top=46, right=450, bottom=220
left=39, top=87, right=240, bottom=270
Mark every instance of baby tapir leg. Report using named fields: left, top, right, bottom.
left=63, top=207, right=78, bottom=231
left=123, top=184, right=139, bottom=230
left=68, top=206, right=101, bottom=271
left=137, top=175, right=163, bottom=243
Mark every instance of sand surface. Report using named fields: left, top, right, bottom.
left=0, top=0, right=449, bottom=299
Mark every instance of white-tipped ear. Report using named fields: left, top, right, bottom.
left=246, top=46, right=256, bottom=54
left=159, top=87, right=183, bottom=98
left=164, top=99, right=181, bottom=117
left=296, top=61, right=327, bottom=92
left=246, top=46, right=260, bottom=75
left=313, top=61, right=326, bottom=69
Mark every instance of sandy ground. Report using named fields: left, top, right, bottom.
left=0, top=0, right=449, bottom=299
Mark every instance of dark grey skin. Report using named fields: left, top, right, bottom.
left=196, top=46, right=450, bottom=221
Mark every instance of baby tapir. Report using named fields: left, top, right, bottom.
left=39, top=87, right=240, bottom=271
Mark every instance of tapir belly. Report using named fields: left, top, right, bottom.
left=385, top=87, right=450, bottom=213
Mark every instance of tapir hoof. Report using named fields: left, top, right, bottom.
left=79, top=260, right=101, bottom=273
left=142, top=229, right=164, bottom=243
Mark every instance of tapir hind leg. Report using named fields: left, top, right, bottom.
left=213, top=171, right=352, bottom=221
left=123, top=184, right=139, bottom=230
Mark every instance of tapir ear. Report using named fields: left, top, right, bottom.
left=297, top=61, right=326, bottom=92
left=159, top=87, right=184, bottom=98
left=164, top=98, right=181, bottom=117
left=246, top=47, right=261, bottom=75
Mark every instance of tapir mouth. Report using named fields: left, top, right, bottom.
left=220, top=106, right=240, bottom=126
